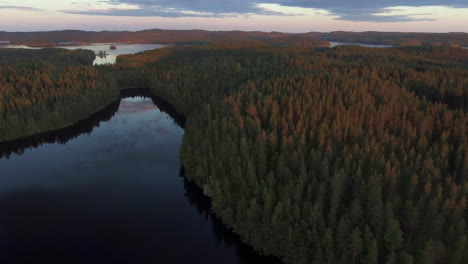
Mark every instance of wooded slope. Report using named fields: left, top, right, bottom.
left=116, top=44, right=468, bottom=263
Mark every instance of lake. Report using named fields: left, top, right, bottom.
left=62, top=43, right=165, bottom=65
left=0, top=43, right=165, bottom=65
left=0, top=89, right=280, bottom=264
left=329, top=42, right=393, bottom=48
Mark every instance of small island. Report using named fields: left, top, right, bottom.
left=97, top=50, right=108, bottom=58
left=110, top=45, right=117, bottom=50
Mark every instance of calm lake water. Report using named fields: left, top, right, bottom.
left=0, top=89, right=280, bottom=264
left=0, top=43, right=165, bottom=65
left=63, top=43, right=165, bottom=65
left=329, top=42, right=393, bottom=48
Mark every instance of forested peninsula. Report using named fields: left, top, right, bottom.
left=0, top=48, right=118, bottom=141
left=1, top=43, right=467, bottom=264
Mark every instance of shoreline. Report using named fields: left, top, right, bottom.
left=0, top=86, right=282, bottom=263
left=0, top=94, right=119, bottom=144
left=0, top=87, right=159, bottom=144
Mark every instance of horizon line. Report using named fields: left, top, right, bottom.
left=1, top=28, right=467, bottom=34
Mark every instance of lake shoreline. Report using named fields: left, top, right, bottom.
left=1, top=43, right=166, bottom=65
left=3, top=42, right=163, bottom=48
left=0, top=92, right=118, bottom=144
left=0, top=86, right=283, bottom=262
left=0, top=86, right=282, bottom=263
left=0, top=87, right=181, bottom=145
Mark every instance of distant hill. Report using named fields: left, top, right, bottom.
left=2, top=29, right=467, bottom=48
left=0, top=29, right=330, bottom=47
left=310, top=31, right=468, bottom=47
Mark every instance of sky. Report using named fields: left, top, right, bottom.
left=0, top=0, right=467, bottom=32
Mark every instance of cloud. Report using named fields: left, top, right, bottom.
left=62, top=0, right=286, bottom=18
left=60, top=0, right=468, bottom=22
left=64, top=8, right=222, bottom=18
left=336, top=14, right=437, bottom=23
left=0, top=5, right=42, bottom=11
left=105, top=0, right=260, bottom=14
left=273, top=0, right=468, bottom=21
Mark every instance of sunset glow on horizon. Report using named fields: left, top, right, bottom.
left=0, top=0, right=467, bottom=32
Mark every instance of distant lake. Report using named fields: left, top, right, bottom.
left=329, top=42, right=393, bottom=48
left=0, top=43, right=165, bottom=65
left=0, top=89, right=280, bottom=264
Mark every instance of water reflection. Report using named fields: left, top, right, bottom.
left=118, top=98, right=157, bottom=114
left=0, top=101, right=120, bottom=159
left=181, top=168, right=282, bottom=264
left=0, top=89, right=184, bottom=159
left=0, top=88, right=279, bottom=264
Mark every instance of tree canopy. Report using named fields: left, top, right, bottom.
left=1, top=43, right=467, bottom=263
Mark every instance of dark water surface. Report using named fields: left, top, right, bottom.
left=0, top=89, right=280, bottom=264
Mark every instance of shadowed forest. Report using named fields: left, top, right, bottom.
left=0, top=42, right=467, bottom=263
left=0, top=48, right=118, bottom=141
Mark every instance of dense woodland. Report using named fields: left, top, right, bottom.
left=312, top=32, right=468, bottom=47
left=116, top=44, right=468, bottom=264
left=1, top=44, right=468, bottom=263
left=0, top=48, right=96, bottom=65
left=0, top=48, right=118, bottom=141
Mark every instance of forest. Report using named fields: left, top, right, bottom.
left=2, top=30, right=468, bottom=48
left=312, top=32, right=468, bottom=47
left=0, top=29, right=329, bottom=48
left=0, top=48, right=118, bottom=141
left=116, top=43, right=468, bottom=264
left=0, top=48, right=96, bottom=65
left=1, top=43, right=468, bottom=263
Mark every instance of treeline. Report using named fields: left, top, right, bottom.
left=0, top=48, right=96, bottom=66
left=320, top=45, right=468, bottom=110
left=3, top=29, right=468, bottom=48
left=397, top=46, right=468, bottom=62
left=0, top=29, right=329, bottom=48
left=313, top=31, right=468, bottom=47
left=115, top=43, right=468, bottom=263
left=0, top=100, right=120, bottom=159
left=0, top=49, right=118, bottom=141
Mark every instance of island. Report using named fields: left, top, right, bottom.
left=97, top=50, right=109, bottom=58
